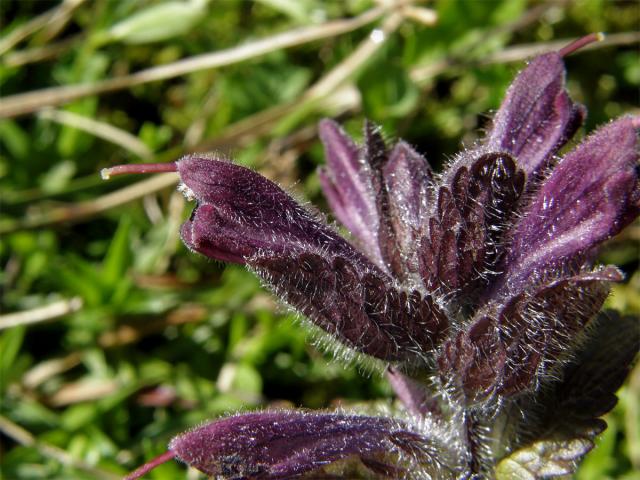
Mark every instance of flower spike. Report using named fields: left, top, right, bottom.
left=111, top=36, right=639, bottom=479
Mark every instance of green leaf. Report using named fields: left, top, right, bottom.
left=102, top=215, right=132, bottom=290
left=54, top=53, right=109, bottom=157
left=496, top=438, right=594, bottom=480
left=490, top=0, right=526, bottom=24
left=138, top=122, right=172, bottom=151
left=8, top=398, right=61, bottom=429
left=231, top=363, right=263, bottom=395
left=56, top=256, right=105, bottom=306
left=39, top=160, right=77, bottom=194
left=107, top=0, right=207, bottom=45
left=0, top=327, right=25, bottom=392
left=359, top=63, right=419, bottom=119
left=227, top=312, right=248, bottom=353
left=0, top=120, right=30, bottom=160
left=254, top=0, right=313, bottom=22
left=61, top=403, right=98, bottom=431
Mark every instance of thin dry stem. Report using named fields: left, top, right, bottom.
left=195, top=12, right=404, bottom=152
left=97, top=304, right=208, bottom=348
left=410, top=32, right=640, bottom=84
left=2, top=35, right=81, bottom=67
left=0, top=0, right=84, bottom=56
left=0, top=6, right=388, bottom=118
left=39, top=108, right=154, bottom=159
left=48, top=379, right=121, bottom=407
left=22, top=352, right=83, bottom=390
left=305, top=13, right=404, bottom=100
left=0, top=414, right=120, bottom=480
left=401, top=6, right=438, bottom=26
left=0, top=297, right=83, bottom=331
left=0, top=173, right=178, bottom=234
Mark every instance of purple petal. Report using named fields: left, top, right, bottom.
left=174, top=155, right=451, bottom=362
left=169, top=410, right=434, bottom=479
left=382, top=142, right=433, bottom=274
left=251, top=251, right=448, bottom=362
left=177, top=156, right=360, bottom=265
left=499, top=116, right=639, bottom=293
left=181, top=204, right=252, bottom=264
left=486, top=52, right=585, bottom=178
left=386, top=367, right=440, bottom=418
left=319, top=121, right=436, bottom=280
left=363, top=121, right=409, bottom=278
left=318, top=120, right=385, bottom=267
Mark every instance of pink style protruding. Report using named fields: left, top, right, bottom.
left=100, top=162, right=178, bottom=180
left=558, top=32, right=604, bottom=57
left=123, top=450, right=176, bottom=480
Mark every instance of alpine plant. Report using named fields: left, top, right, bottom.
left=104, top=35, right=640, bottom=480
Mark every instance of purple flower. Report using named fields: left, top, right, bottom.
left=105, top=35, right=639, bottom=480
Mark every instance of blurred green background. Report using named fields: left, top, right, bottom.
left=0, top=1, right=638, bottom=479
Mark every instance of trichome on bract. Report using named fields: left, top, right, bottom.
left=104, top=34, right=640, bottom=480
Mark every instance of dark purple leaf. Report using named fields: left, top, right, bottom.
left=547, top=311, right=639, bottom=419
left=438, top=314, right=507, bottom=402
left=363, top=120, right=389, bottom=174
left=364, top=122, right=408, bottom=279
left=419, top=153, right=525, bottom=298
left=439, top=267, right=622, bottom=401
left=251, top=251, right=448, bottom=362
left=497, top=312, right=639, bottom=479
